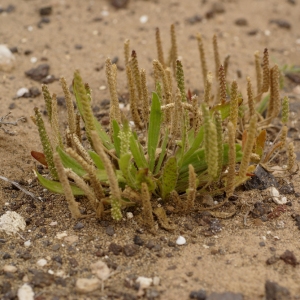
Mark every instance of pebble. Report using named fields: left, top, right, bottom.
left=17, top=284, right=34, bottom=300
left=56, top=232, right=68, bottom=239
left=39, top=6, right=52, bottom=16
left=133, top=235, right=144, bottom=246
left=280, top=250, right=298, bottom=267
left=106, top=225, right=115, bottom=236
left=90, top=260, right=110, bottom=281
left=109, top=242, right=123, bottom=255
left=270, top=19, right=291, bottom=29
left=268, top=187, right=287, bottom=205
left=3, top=265, right=17, bottom=273
left=25, top=64, right=50, bottom=82
left=139, top=15, right=148, bottom=24
left=52, top=255, right=63, bottom=264
left=0, top=44, right=15, bottom=71
left=279, top=183, right=294, bottom=194
left=123, top=244, right=138, bottom=256
left=73, top=222, right=84, bottom=230
left=19, top=251, right=32, bottom=260
left=136, top=276, right=153, bottom=289
left=126, top=212, right=133, bottom=219
left=76, top=278, right=101, bottom=293
left=52, top=244, right=60, bottom=251
left=176, top=236, right=186, bottom=245
left=24, top=240, right=31, bottom=247
left=110, top=0, right=129, bottom=9
left=16, top=87, right=29, bottom=98
left=37, top=258, right=47, bottom=267
left=0, top=211, right=26, bottom=235
left=153, top=276, right=160, bottom=286
left=265, top=280, right=291, bottom=300
left=189, top=289, right=206, bottom=299
left=31, top=271, right=54, bottom=287
left=235, top=18, right=248, bottom=26
left=3, top=253, right=12, bottom=259
left=266, top=255, right=280, bottom=265
left=64, top=235, right=78, bottom=244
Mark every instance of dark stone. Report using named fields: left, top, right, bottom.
left=287, top=0, right=296, bottom=4
left=145, top=288, right=160, bottom=299
left=207, top=292, right=244, bottom=300
left=28, top=87, right=41, bottom=97
left=55, top=277, right=66, bottom=287
left=39, top=6, right=52, bottom=16
left=265, top=280, right=291, bottom=300
left=93, top=17, right=103, bottom=22
left=3, top=253, right=11, bottom=259
left=189, top=289, right=207, bottom=299
left=123, top=244, right=138, bottom=256
left=73, top=222, right=84, bottom=230
left=40, top=17, right=51, bottom=24
left=133, top=235, right=144, bottom=246
left=106, top=225, right=115, bottom=236
left=9, top=46, right=18, bottom=53
left=209, top=219, right=222, bottom=233
left=74, top=44, right=83, bottom=50
left=235, top=18, right=248, bottom=26
left=109, top=242, right=123, bottom=255
left=0, top=238, right=7, bottom=244
left=168, top=241, right=176, bottom=247
left=101, top=99, right=110, bottom=107
left=31, top=271, right=55, bottom=287
left=112, top=56, right=119, bottom=64
left=186, top=14, right=202, bottom=25
left=25, top=64, right=50, bottom=82
left=292, top=214, right=300, bottom=230
left=41, top=75, right=57, bottom=84
left=266, top=255, right=280, bottom=265
left=259, top=241, right=266, bottom=247
left=247, top=29, right=259, bottom=36
left=69, top=257, right=79, bottom=268
left=52, top=255, right=63, bottom=264
left=280, top=250, right=298, bottom=267
left=24, top=49, right=32, bottom=55
left=35, top=218, right=45, bottom=226
left=4, top=5, right=15, bottom=13
left=110, top=0, right=129, bottom=9
left=244, top=164, right=278, bottom=190
left=211, top=2, right=225, bottom=13
left=19, top=251, right=32, bottom=260
left=270, top=19, right=291, bottom=29
left=251, top=202, right=271, bottom=218
left=279, top=183, right=294, bottom=194
left=145, top=240, right=156, bottom=250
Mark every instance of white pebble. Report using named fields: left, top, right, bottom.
left=24, top=240, right=31, bottom=247
left=30, top=57, right=37, bottom=63
left=48, top=269, right=54, bottom=274
left=56, top=231, right=68, bottom=239
left=3, top=265, right=17, bottom=273
left=90, top=260, right=110, bottom=281
left=27, top=26, right=33, bottom=32
left=153, top=276, right=160, bottom=286
left=139, top=15, right=148, bottom=24
left=17, top=284, right=34, bottom=300
left=16, top=87, right=29, bottom=98
left=126, top=212, right=133, bottom=219
left=0, top=44, right=16, bottom=71
left=268, top=187, right=287, bottom=204
left=37, top=258, right=47, bottom=267
left=76, top=278, right=101, bottom=293
left=176, top=236, right=186, bottom=245
left=99, top=85, right=106, bottom=90
left=136, top=276, right=152, bottom=289
left=49, top=221, right=57, bottom=226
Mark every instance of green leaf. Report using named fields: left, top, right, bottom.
left=112, top=120, right=121, bottom=157
left=119, top=153, right=137, bottom=189
left=94, top=117, right=114, bottom=150
left=88, top=150, right=104, bottom=169
left=161, top=157, right=178, bottom=200
left=257, top=94, right=270, bottom=115
left=211, top=98, right=243, bottom=120
left=34, top=170, right=84, bottom=195
left=148, top=92, right=162, bottom=172
left=57, top=146, right=86, bottom=177
left=130, top=135, right=148, bottom=169
left=154, top=128, right=169, bottom=175
left=180, top=126, right=204, bottom=167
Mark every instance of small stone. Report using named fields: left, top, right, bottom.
left=266, top=255, right=280, bottom=265
left=8, top=103, right=16, bottom=109
left=16, top=87, right=29, bottom=98
left=235, top=18, right=248, bottom=26
left=69, top=257, right=79, bottom=268
left=280, top=250, right=298, bottom=267
left=145, top=240, right=156, bottom=250
left=270, top=19, right=291, bottom=29
left=265, top=280, right=291, bottom=300
left=126, top=212, right=133, bottom=219
left=145, top=289, right=160, bottom=298
left=73, top=222, right=84, bottom=230
left=176, top=236, right=186, bottom=245
left=90, top=260, right=110, bottom=281
left=74, top=44, right=83, bottom=50
left=106, top=225, right=115, bottom=236
left=17, top=284, right=34, bottom=300
left=39, top=6, right=52, bottom=16
left=52, top=244, right=60, bottom=251
left=207, top=292, right=243, bottom=300
left=212, top=2, right=225, bottom=13
left=259, top=241, right=266, bottom=247
left=52, top=255, right=63, bottom=264
left=37, top=258, right=47, bottom=267
left=0, top=44, right=16, bottom=72
left=153, top=276, right=160, bottom=286
left=123, top=244, right=138, bottom=256
left=189, top=289, right=206, bottom=300
left=3, top=253, right=11, bottom=259
left=20, top=251, right=32, bottom=260
left=3, top=265, right=17, bottom=273
left=25, top=64, right=50, bottom=82
left=133, top=235, right=144, bottom=246
left=279, top=183, right=294, bottom=195
left=24, top=240, right=31, bottom=247
left=110, top=0, right=129, bottom=9
left=31, top=271, right=54, bottom=287
left=76, top=278, right=101, bottom=293
left=139, top=15, right=148, bottom=24
left=109, top=242, right=123, bottom=255
left=136, top=276, right=152, bottom=289
left=186, top=14, right=202, bottom=25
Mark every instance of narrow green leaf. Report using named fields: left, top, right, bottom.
left=119, top=153, right=137, bottom=188
left=154, top=128, right=169, bottom=175
left=34, top=170, right=84, bottom=195
left=148, top=92, right=162, bottom=172
left=211, top=98, right=243, bottom=120
left=94, top=117, right=114, bottom=150
left=112, top=120, right=121, bottom=157
left=130, top=135, right=148, bottom=169
left=161, top=157, right=178, bottom=200
left=57, top=146, right=86, bottom=177
left=88, top=150, right=104, bottom=170
left=257, top=94, right=270, bottom=114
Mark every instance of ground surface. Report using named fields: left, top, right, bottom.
left=1, top=0, right=300, bottom=299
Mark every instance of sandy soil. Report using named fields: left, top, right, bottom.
left=1, top=0, right=300, bottom=299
